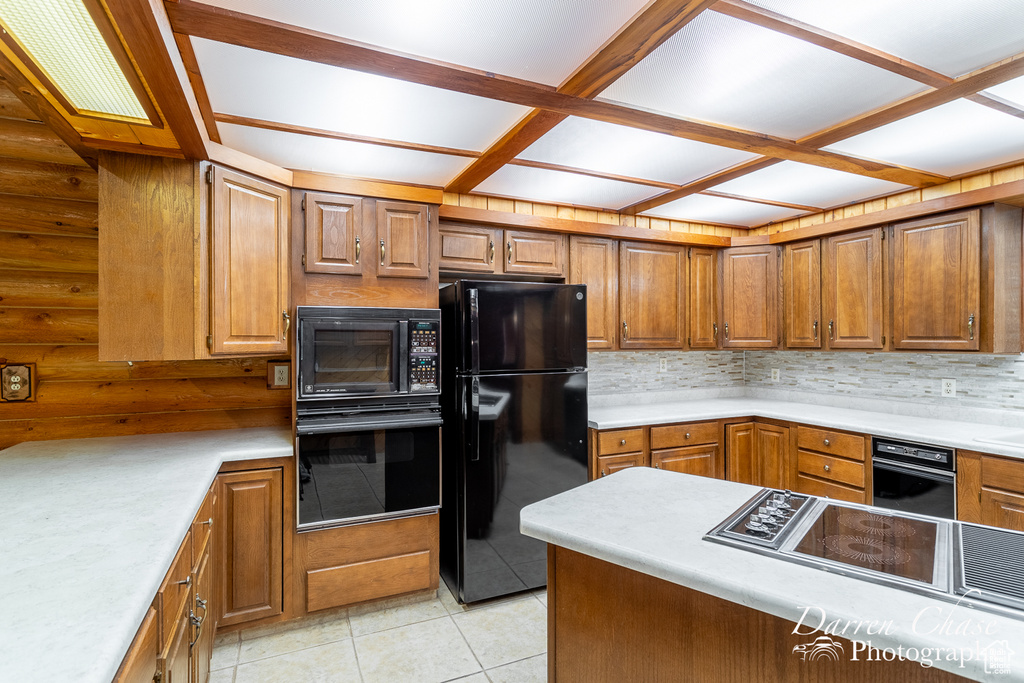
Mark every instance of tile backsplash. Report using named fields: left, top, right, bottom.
left=588, top=351, right=745, bottom=396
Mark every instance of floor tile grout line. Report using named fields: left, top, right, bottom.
left=448, top=612, right=488, bottom=678
left=234, top=632, right=356, bottom=666
left=351, top=610, right=452, bottom=639
left=347, top=631, right=367, bottom=683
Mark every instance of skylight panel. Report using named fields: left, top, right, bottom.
left=643, top=194, right=804, bottom=227
left=714, top=162, right=910, bottom=209
left=474, top=165, right=662, bottom=210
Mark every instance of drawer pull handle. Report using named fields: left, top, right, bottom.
left=813, top=319, right=818, bottom=340
left=507, top=241, right=512, bottom=264
left=712, top=323, right=718, bottom=341
left=824, top=464, right=831, bottom=472
left=968, top=313, right=975, bottom=340
left=823, top=439, right=830, bottom=446
left=355, top=236, right=360, bottom=264
left=488, top=240, right=494, bottom=264
left=620, top=439, right=626, bottom=446
left=724, top=322, right=729, bottom=340
left=828, top=319, right=834, bottom=340
left=622, top=321, right=628, bottom=341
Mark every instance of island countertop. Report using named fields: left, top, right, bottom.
left=521, top=467, right=1024, bottom=682
left=0, top=427, right=292, bottom=683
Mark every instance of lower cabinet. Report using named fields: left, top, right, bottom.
left=793, top=426, right=869, bottom=504
left=724, top=421, right=789, bottom=488
left=589, top=422, right=723, bottom=480
left=590, top=427, right=648, bottom=480
left=957, top=450, right=1024, bottom=531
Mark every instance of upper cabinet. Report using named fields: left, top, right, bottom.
left=719, top=245, right=779, bottom=349
left=783, top=240, right=821, bottom=349
left=437, top=222, right=566, bottom=277
left=569, top=236, right=618, bottom=349
left=619, top=241, right=686, bottom=349
left=688, top=247, right=718, bottom=349
left=822, top=228, right=886, bottom=350
left=376, top=201, right=430, bottom=279
left=303, top=192, right=364, bottom=276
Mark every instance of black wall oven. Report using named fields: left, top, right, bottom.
left=296, top=306, right=442, bottom=529
left=872, top=438, right=956, bottom=519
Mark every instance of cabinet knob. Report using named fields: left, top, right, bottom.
left=685, top=432, right=691, bottom=439
left=824, top=464, right=831, bottom=473
left=655, top=462, right=660, bottom=469
left=201, top=517, right=213, bottom=527
left=601, top=469, right=606, bottom=477
left=620, top=439, right=626, bottom=446
left=823, top=439, right=830, bottom=447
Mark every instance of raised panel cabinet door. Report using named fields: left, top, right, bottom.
left=569, top=236, right=618, bottom=349
left=303, top=192, right=364, bottom=275
left=437, top=222, right=498, bottom=273
left=981, top=489, right=1024, bottom=532
left=652, top=445, right=718, bottom=479
left=726, top=422, right=755, bottom=485
left=113, top=605, right=158, bottom=683
left=504, top=229, right=567, bottom=276
left=191, top=546, right=215, bottom=683
left=619, top=242, right=686, bottom=349
left=217, top=468, right=283, bottom=627
left=719, top=246, right=779, bottom=348
left=754, top=424, right=789, bottom=489
left=892, top=210, right=981, bottom=350
left=688, top=247, right=718, bottom=349
left=376, top=200, right=430, bottom=279
left=783, top=241, right=821, bottom=348
left=209, top=166, right=290, bottom=355
left=158, top=601, right=190, bottom=683
left=596, top=452, right=644, bottom=478
left=823, top=228, right=885, bottom=349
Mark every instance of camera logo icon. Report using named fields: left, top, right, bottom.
left=793, top=635, right=845, bottom=662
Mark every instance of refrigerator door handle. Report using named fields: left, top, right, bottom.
left=468, top=377, right=480, bottom=461
left=468, top=288, right=480, bottom=374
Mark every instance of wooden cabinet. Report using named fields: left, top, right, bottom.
left=957, top=450, right=1024, bottom=532
left=687, top=247, right=717, bottom=349
left=303, top=192, right=364, bottom=275
left=569, top=236, right=618, bottom=349
left=822, top=227, right=886, bottom=349
left=725, top=422, right=755, bottom=485
left=113, top=606, right=158, bottom=683
left=376, top=200, right=430, bottom=279
left=783, top=240, right=820, bottom=349
left=589, top=427, right=648, bottom=480
left=650, top=421, right=722, bottom=479
left=619, top=241, right=686, bottom=349
left=725, top=421, right=788, bottom=488
left=438, top=222, right=566, bottom=277
left=793, top=426, right=869, bottom=504
left=217, top=467, right=283, bottom=627
left=719, top=245, right=779, bottom=348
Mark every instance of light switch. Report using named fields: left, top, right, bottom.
left=2, top=364, right=34, bottom=401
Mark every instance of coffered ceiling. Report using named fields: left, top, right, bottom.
left=5, top=0, right=1024, bottom=229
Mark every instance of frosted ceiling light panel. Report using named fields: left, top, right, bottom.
left=194, top=0, right=649, bottom=86
left=475, top=166, right=661, bottom=210
left=218, top=124, right=473, bottom=187
left=192, top=38, right=529, bottom=152
left=0, top=0, right=147, bottom=119
left=599, top=11, right=925, bottom=140
left=825, top=99, right=1024, bottom=177
left=715, top=162, right=909, bottom=209
left=645, top=194, right=803, bottom=227
left=518, top=117, right=759, bottom=185
left=749, top=0, right=1024, bottom=78
left=984, top=75, right=1024, bottom=109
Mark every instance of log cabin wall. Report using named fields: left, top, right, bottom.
left=0, top=85, right=289, bottom=451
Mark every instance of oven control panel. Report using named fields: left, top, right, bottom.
left=409, top=321, right=439, bottom=392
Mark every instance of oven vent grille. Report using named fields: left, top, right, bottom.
left=959, top=524, right=1024, bottom=603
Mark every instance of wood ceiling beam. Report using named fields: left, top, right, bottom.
left=446, top=0, right=718, bottom=193
left=622, top=158, right=782, bottom=213
left=506, top=158, right=681, bottom=190
left=699, top=190, right=819, bottom=213
left=174, top=33, right=221, bottom=143
left=165, top=0, right=945, bottom=189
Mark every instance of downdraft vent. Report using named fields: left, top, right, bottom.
left=959, top=524, right=1024, bottom=607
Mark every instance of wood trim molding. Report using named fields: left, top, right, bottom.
left=292, top=170, right=443, bottom=204
left=173, top=32, right=221, bottom=143
left=624, top=158, right=783, bottom=214
left=207, top=141, right=293, bottom=186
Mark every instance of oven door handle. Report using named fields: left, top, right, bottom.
left=297, top=413, right=442, bottom=435
left=873, top=457, right=955, bottom=482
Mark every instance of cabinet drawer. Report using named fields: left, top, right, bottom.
left=191, top=488, right=215, bottom=567
left=797, top=450, right=865, bottom=488
left=307, top=550, right=432, bottom=612
left=981, top=455, right=1024, bottom=494
left=797, top=427, right=866, bottom=461
left=650, top=422, right=718, bottom=449
left=597, top=428, right=645, bottom=455
left=157, top=530, right=192, bottom=651
left=794, top=472, right=867, bottom=504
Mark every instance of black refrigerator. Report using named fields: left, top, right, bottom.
left=439, top=280, right=589, bottom=603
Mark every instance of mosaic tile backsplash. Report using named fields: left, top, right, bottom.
left=588, top=351, right=744, bottom=396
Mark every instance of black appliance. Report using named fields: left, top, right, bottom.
left=439, top=281, right=589, bottom=603
left=295, top=306, right=442, bottom=530
left=872, top=437, right=955, bottom=519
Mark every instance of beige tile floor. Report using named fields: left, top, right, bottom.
left=209, top=581, right=548, bottom=683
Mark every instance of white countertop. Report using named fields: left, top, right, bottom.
left=521, top=467, right=1024, bottom=682
left=589, top=397, right=1024, bottom=461
left=0, top=427, right=292, bottom=683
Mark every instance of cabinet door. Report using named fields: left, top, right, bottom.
left=191, top=545, right=215, bottom=683
left=725, top=422, right=755, bottom=485
left=209, top=166, right=290, bottom=355
left=755, top=424, right=789, bottom=489
left=720, top=246, right=779, bottom=348
left=114, top=606, right=158, bottom=683
left=783, top=241, right=820, bottom=349
left=595, top=452, right=645, bottom=478
left=652, top=445, right=718, bottom=479
left=822, top=228, right=885, bottom=349
left=376, top=201, right=430, bottom=279
left=688, top=247, right=718, bottom=349
left=218, top=468, right=283, bottom=626
left=303, top=192, right=364, bottom=275
left=619, top=242, right=686, bottom=349
left=504, top=229, right=566, bottom=276
left=981, top=489, right=1024, bottom=532
left=569, top=236, right=618, bottom=349
left=437, top=222, right=498, bottom=273
left=158, top=602, right=190, bottom=683
left=892, top=210, right=980, bottom=350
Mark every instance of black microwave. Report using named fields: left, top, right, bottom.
left=296, top=306, right=440, bottom=406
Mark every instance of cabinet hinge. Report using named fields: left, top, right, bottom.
left=688, top=247, right=692, bottom=258
left=881, top=229, right=885, bottom=240
left=301, top=198, right=306, bottom=211
left=206, top=335, right=212, bottom=349
left=204, top=167, right=212, bottom=184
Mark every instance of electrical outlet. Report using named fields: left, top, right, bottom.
left=267, top=361, right=291, bottom=389
left=771, top=368, right=780, bottom=382
left=941, top=379, right=956, bottom=398
left=659, top=358, right=668, bottom=372
left=1, top=364, right=35, bottom=401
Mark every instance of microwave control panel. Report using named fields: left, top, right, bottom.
left=409, top=321, right=439, bottom=392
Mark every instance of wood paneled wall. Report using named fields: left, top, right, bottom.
left=0, top=85, right=289, bottom=451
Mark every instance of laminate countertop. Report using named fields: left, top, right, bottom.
left=521, top=467, right=1024, bottom=682
left=0, top=427, right=293, bottom=683
left=589, top=397, right=1024, bottom=461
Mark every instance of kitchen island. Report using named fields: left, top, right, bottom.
left=521, top=467, right=1024, bottom=682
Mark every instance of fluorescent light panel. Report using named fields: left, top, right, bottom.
left=0, top=0, right=148, bottom=119
left=475, top=165, right=661, bottom=210
left=826, top=99, right=1024, bottom=177
left=714, top=161, right=910, bottom=209
left=748, top=0, right=1024, bottom=78
left=193, top=0, right=650, bottom=87
left=599, top=11, right=926, bottom=140
left=984, top=75, right=1024, bottom=109
left=644, top=194, right=804, bottom=227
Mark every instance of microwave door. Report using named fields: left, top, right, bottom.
left=300, top=320, right=400, bottom=397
